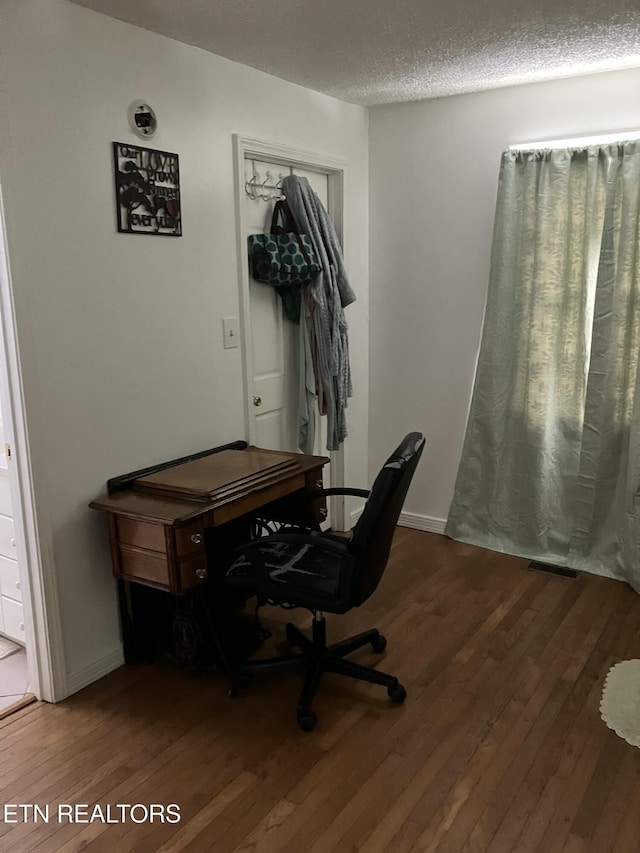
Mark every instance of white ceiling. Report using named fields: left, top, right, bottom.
left=70, top=0, right=640, bottom=106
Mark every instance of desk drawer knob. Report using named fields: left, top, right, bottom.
left=191, top=533, right=202, bottom=544
left=315, top=480, right=323, bottom=489
left=319, top=508, right=328, bottom=518
left=253, top=396, right=262, bottom=407
left=195, top=567, right=208, bottom=580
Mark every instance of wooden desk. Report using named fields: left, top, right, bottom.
left=90, top=445, right=329, bottom=668
left=90, top=447, right=329, bottom=596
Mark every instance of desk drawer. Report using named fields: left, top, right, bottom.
left=305, top=467, right=328, bottom=524
left=174, top=519, right=205, bottom=558
left=118, top=518, right=166, bottom=554
left=179, top=553, right=209, bottom=592
left=120, top=546, right=171, bottom=589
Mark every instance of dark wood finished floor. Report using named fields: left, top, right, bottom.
left=2, top=528, right=640, bottom=852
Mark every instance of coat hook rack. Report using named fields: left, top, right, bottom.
left=244, top=163, right=286, bottom=202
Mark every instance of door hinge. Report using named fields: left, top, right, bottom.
left=4, top=444, right=11, bottom=461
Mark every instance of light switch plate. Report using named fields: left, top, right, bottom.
left=223, top=317, right=239, bottom=349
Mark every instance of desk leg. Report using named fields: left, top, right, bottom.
left=118, top=580, right=137, bottom=664
left=118, top=579, right=157, bottom=664
left=186, top=590, right=240, bottom=695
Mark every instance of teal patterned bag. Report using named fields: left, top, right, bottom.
left=248, top=200, right=321, bottom=291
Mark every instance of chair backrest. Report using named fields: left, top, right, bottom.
left=348, top=432, right=425, bottom=605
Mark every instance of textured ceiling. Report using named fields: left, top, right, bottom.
left=69, top=0, right=640, bottom=105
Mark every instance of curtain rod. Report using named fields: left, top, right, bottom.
left=509, top=130, right=640, bottom=151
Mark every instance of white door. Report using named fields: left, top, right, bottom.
left=0, top=291, right=24, bottom=645
left=0, top=464, right=23, bottom=644
left=244, top=159, right=329, bottom=456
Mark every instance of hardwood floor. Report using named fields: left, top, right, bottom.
left=2, top=528, right=640, bottom=852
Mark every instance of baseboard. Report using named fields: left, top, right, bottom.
left=398, top=512, right=447, bottom=534
left=350, top=507, right=447, bottom=535
left=65, top=646, right=125, bottom=698
left=0, top=693, right=37, bottom=720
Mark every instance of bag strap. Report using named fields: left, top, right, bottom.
left=270, top=199, right=298, bottom=235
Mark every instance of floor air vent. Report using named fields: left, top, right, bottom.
left=528, top=561, right=577, bottom=579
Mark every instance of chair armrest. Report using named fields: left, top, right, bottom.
left=304, top=487, right=370, bottom=501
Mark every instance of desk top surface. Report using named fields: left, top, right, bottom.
left=89, top=447, right=329, bottom=525
left=134, top=448, right=299, bottom=500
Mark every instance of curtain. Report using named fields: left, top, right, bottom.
left=446, top=141, right=640, bottom=590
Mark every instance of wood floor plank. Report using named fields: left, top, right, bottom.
left=471, top=647, right=609, bottom=852
left=1, top=530, right=640, bottom=853
left=487, top=591, right=640, bottom=853
left=358, top=567, right=604, bottom=851
left=401, top=581, right=599, bottom=841
left=602, top=765, right=640, bottom=853
left=587, top=748, right=640, bottom=852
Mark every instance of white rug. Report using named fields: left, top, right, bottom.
left=0, top=636, right=21, bottom=660
left=600, top=659, right=640, bottom=748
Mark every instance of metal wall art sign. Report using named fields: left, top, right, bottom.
left=113, top=142, right=182, bottom=236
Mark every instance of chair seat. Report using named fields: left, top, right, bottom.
left=226, top=538, right=348, bottom=605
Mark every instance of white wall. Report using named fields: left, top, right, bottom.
left=0, top=0, right=369, bottom=692
left=369, top=67, right=640, bottom=528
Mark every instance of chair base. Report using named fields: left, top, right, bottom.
left=229, top=616, right=406, bottom=731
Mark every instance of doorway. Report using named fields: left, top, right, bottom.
left=243, top=159, right=329, bottom=455
left=233, top=136, right=349, bottom=529
left=0, top=445, right=32, bottom=714
left=0, top=183, right=64, bottom=704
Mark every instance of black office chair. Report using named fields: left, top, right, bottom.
left=224, top=432, right=425, bottom=731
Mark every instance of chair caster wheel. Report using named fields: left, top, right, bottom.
left=297, top=710, right=318, bottom=732
left=237, top=671, right=253, bottom=689
left=388, top=683, right=407, bottom=704
left=285, top=623, right=299, bottom=646
left=228, top=672, right=252, bottom=697
left=371, top=633, right=387, bottom=653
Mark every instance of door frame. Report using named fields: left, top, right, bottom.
left=0, top=183, right=66, bottom=702
left=233, top=135, right=348, bottom=529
